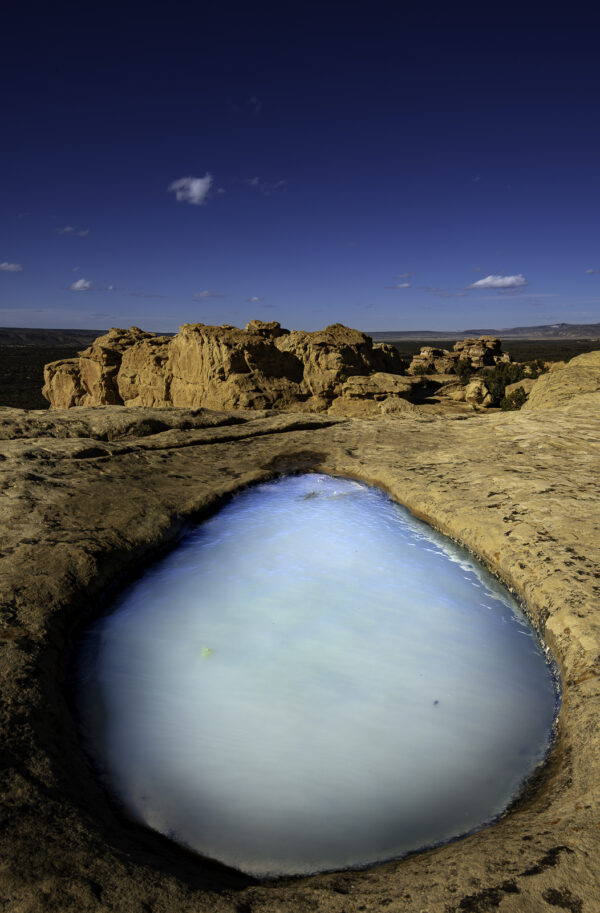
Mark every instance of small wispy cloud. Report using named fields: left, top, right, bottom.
left=0, top=261, right=23, bottom=272
left=247, top=96, right=263, bottom=114
left=130, top=291, right=166, bottom=299
left=385, top=282, right=411, bottom=289
left=420, top=285, right=467, bottom=298
left=244, top=177, right=286, bottom=196
left=72, top=266, right=80, bottom=272
left=107, top=285, right=115, bottom=291
left=194, top=290, right=224, bottom=300
left=247, top=295, right=264, bottom=303
left=468, top=273, right=528, bottom=289
left=395, top=272, right=413, bottom=279
left=168, top=174, right=213, bottom=206
left=56, top=226, right=89, bottom=236
left=69, top=278, right=93, bottom=291
left=585, top=268, right=600, bottom=274
left=468, top=292, right=558, bottom=301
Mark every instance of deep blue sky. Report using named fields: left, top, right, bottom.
left=2, top=1, right=600, bottom=332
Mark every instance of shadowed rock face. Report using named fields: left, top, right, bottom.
left=42, top=321, right=406, bottom=415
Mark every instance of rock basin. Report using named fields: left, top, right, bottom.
left=75, top=473, right=558, bottom=877
left=1, top=404, right=599, bottom=911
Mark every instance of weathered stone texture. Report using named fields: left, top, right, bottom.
left=407, top=335, right=511, bottom=375
left=1, top=400, right=600, bottom=912
left=523, top=349, right=600, bottom=411
left=43, top=321, right=406, bottom=415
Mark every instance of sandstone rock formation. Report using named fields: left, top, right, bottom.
left=464, top=377, right=493, bottom=406
left=522, top=349, right=600, bottom=411
left=504, top=376, right=538, bottom=400
left=407, top=336, right=510, bottom=375
left=43, top=321, right=407, bottom=415
left=2, top=401, right=600, bottom=912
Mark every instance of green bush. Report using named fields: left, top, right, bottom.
left=455, top=357, right=474, bottom=384
left=500, top=387, right=528, bottom=410
left=412, top=363, right=435, bottom=375
left=483, top=360, right=548, bottom=405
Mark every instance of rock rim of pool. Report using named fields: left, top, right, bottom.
left=1, top=403, right=599, bottom=912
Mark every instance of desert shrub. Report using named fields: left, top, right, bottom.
left=525, top=359, right=547, bottom=379
left=412, top=364, right=435, bottom=375
left=455, top=358, right=474, bottom=384
left=483, top=360, right=548, bottom=404
left=500, top=387, right=528, bottom=410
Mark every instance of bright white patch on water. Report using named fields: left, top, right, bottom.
left=76, top=474, right=558, bottom=877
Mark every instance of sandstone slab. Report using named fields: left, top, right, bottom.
left=1, top=404, right=600, bottom=912
left=523, top=350, right=600, bottom=411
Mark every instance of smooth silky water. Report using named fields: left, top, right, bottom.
left=75, top=474, right=559, bottom=877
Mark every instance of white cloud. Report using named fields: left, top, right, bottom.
left=468, top=273, right=528, bottom=289
left=107, top=285, right=115, bottom=291
left=56, top=225, right=89, bottom=236
left=247, top=295, right=264, bottom=303
left=585, top=268, right=600, bottom=274
left=194, top=289, right=224, bottom=299
left=168, top=174, right=213, bottom=206
left=69, top=278, right=93, bottom=291
left=0, top=262, right=23, bottom=272
left=244, top=177, right=286, bottom=195
left=395, top=272, right=413, bottom=279
left=384, top=282, right=411, bottom=289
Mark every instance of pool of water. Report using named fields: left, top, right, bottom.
left=75, top=473, right=559, bottom=877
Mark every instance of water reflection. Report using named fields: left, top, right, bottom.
left=76, top=474, right=558, bottom=877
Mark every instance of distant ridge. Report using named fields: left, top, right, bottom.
left=0, top=327, right=108, bottom=346
left=370, top=322, right=600, bottom=340
left=2, top=322, right=600, bottom=346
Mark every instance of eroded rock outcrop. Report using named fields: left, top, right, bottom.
left=522, top=349, right=600, bottom=411
left=407, top=336, right=511, bottom=375
left=43, top=321, right=406, bottom=415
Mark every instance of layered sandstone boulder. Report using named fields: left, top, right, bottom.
left=407, top=336, right=510, bottom=375
left=464, top=377, right=493, bottom=406
left=43, top=320, right=406, bottom=415
left=522, top=349, right=600, bottom=411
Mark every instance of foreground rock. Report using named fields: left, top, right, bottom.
left=42, top=321, right=406, bottom=415
left=1, top=401, right=600, bottom=912
left=523, top=349, right=600, bottom=411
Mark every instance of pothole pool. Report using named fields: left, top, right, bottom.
left=75, top=473, right=559, bottom=878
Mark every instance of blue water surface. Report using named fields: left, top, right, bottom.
left=76, top=473, right=559, bottom=877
